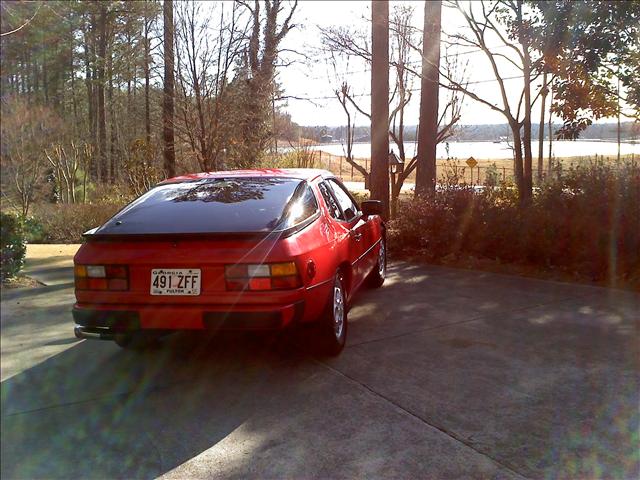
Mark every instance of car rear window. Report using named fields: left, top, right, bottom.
left=94, top=177, right=311, bottom=235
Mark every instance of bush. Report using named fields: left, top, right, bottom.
left=484, top=163, right=500, bottom=187
left=30, top=203, right=124, bottom=243
left=1, top=212, right=27, bottom=280
left=22, top=216, right=47, bottom=243
left=389, top=161, right=640, bottom=284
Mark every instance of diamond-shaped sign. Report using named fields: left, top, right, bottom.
left=466, top=156, right=478, bottom=169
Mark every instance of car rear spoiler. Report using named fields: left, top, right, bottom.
left=82, top=231, right=283, bottom=242
left=81, top=215, right=318, bottom=242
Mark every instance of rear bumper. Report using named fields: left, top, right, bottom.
left=73, top=301, right=305, bottom=340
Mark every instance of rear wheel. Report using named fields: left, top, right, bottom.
left=316, top=271, right=347, bottom=356
left=367, top=239, right=386, bottom=288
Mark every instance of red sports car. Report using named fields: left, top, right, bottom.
left=73, top=169, right=386, bottom=355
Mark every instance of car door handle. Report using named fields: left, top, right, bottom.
left=351, top=232, right=362, bottom=242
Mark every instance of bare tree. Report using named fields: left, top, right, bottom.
left=432, top=0, right=552, bottom=202
left=0, top=99, right=62, bottom=216
left=124, top=139, right=163, bottom=196
left=237, top=0, right=298, bottom=164
left=321, top=5, right=465, bottom=216
left=45, top=143, right=81, bottom=204
left=174, top=1, right=247, bottom=171
left=335, top=82, right=367, bottom=183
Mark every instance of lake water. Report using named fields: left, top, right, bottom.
left=307, top=140, right=639, bottom=160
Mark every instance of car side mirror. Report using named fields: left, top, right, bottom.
left=361, top=200, right=383, bottom=218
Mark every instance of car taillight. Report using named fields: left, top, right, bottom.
left=224, top=262, right=301, bottom=291
left=75, top=264, right=129, bottom=291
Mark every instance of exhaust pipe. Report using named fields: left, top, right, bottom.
left=74, top=325, right=117, bottom=341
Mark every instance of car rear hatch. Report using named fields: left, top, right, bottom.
left=74, top=176, right=312, bottom=306
left=75, top=236, right=300, bottom=304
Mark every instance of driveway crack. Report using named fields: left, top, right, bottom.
left=315, top=358, right=529, bottom=479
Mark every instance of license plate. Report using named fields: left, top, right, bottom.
left=150, top=269, right=201, bottom=296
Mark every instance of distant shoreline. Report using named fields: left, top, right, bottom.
left=310, top=139, right=638, bottom=146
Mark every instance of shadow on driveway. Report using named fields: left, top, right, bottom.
left=1, top=261, right=639, bottom=478
left=2, top=332, right=310, bottom=478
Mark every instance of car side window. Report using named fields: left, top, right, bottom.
left=318, top=181, right=343, bottom=220
left=327, top=179, right=359, bottom=222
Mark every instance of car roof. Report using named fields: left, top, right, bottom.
left=160, top=168, right=334, bottom=185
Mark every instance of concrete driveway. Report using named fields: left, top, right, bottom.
left=1, top=245, right=638, bottom=479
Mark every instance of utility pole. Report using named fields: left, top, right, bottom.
left=370, top=0, right=389, bottom=218
left=163, top=0, right=176, bottom=178
left=415, top=0, right=441, bottom=196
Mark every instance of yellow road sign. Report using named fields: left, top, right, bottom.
left=466, top=156, right=478, bottom=169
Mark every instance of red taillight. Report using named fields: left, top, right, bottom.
left=75, top=265, right=129, bottom=291
left=248, top=277, right=271, bottom=291
left=225, top=262, right=302, bottom=291
left=108, top=278, right=128, bottom=291
left=87, top=278, right=108, bottom=290
left=270, top=276, right=300, bottom=289
left=105, top=265, right=127, bottom=279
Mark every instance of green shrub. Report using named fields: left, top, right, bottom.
left=484, top=163, right=500, bottom=187
left=30, top=203, right=124, bottom=243
left=23, top=216, right=47, bottom=243
left=389, top=160, right=640, bottom=283
left=1, top=212, right=27, bottom=280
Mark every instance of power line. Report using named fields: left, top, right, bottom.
left=286, top=74, right=525, bottom=102
left=307, top=44, right=514, bottom=80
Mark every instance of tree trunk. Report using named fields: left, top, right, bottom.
left=84, top=30, right=96, bottom=177
left=32, top=53, right=39, bottom=98
left=70, top=23, right=78, bottom=134
left=518, top=1, right=532, bottom=203
left=163, top=0, right=176, bottom=178
left=390, top=176, right=401, bottom=218
left=144, top=9, right=151, bottom=145
left=547, top=84, right=553, bottom=175
left=415, top=0, right=441, bottom=196
left=43, top=58, right=49, bottom=103
left=96, top=4, right=107, bottom=182
left=370, top=0, right=390, bottom=219
left=617, top=76, right=621, bottom=162
left=24, top=51, right=31, bottom=98
left=108, top=45, right=116, bottom=183
left=537, top=71, right=547, bottom=181
left=511, top=120, right=524, bottom=194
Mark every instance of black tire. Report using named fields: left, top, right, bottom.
left=316, top=271, right=348, bottom=356
left=114, top=332, right=158, bottom=350
left=367, top=239, right=386, bottom=288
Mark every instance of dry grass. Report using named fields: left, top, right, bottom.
left=305, top=151, right=637, bottom=185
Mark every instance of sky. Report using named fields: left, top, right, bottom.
left=274, top=0, right=624, bottom=127
left=192, top=1, right=627, bottom=128
left=277, top=0, right=535, bottom=127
